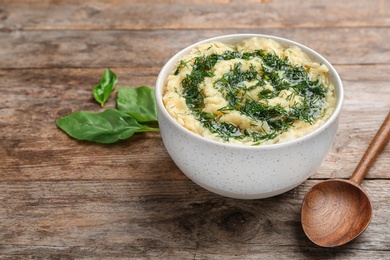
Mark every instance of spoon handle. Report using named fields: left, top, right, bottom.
left=350, top=112, right=390, bottom=184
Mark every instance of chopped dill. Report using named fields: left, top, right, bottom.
left=174, top=60, right=189, bottom=75
left=174, top=48, right=328, bottom=144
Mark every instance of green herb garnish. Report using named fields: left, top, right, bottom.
left=56, top=69, right=159, bottom=144
left=117, top=86, right=158, bottom=123
left=174, top=48, right=329, bottom=144
left=55, top=109, right=159, bottom=144
left=93, top=68, right=118, bottom=107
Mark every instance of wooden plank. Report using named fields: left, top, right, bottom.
left=0, top=66, right=389, bottom=182
left=1, top=28, right=390, bottom=70
left=0, top=179, right=388, bottom=258
left=1, top=1, right=388, bottom=259
left=1, top=0, right=389, bottom=30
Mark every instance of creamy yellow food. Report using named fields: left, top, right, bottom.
left=163, top=37, right=336, bottom=145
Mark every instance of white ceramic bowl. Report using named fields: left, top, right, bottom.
left=155, top=34, right=343, bottom=199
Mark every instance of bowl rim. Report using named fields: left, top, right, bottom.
left=155, top=33, right=344, bottom=150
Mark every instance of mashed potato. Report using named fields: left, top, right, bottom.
left=163, top=37, right=336, bottom=146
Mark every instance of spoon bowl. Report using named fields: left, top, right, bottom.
left=301, top=179, right=372, bottom=247
left=301, top=112, right=390, bottom=247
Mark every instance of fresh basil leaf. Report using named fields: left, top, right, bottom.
left=93, top=69, right=118, bottom=107
left=116, top=86, right=158, bottom=122
left=56, top=109, right=159, bottom=144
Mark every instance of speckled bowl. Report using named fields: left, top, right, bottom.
left=155, top=34, right=343, bottom=199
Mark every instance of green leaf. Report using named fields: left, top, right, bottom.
left=116, top=86, right=158, bottom=122
left=56, top=109, right=159, bottom=144
left=93, top=69, right=118, bottom=107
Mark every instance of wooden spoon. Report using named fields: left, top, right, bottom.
left=301, top=112, right=390, bottom=247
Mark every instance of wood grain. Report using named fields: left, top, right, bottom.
left=1, top=28, right=390, bottom=70
left=1, top=0, right=390, bottom=258
left=0, top=180, right=389, bottom=258
left=1, top=0, right=389, bottom=30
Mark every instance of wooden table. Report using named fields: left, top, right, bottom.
left=1, top=1, right=389, bottom=259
